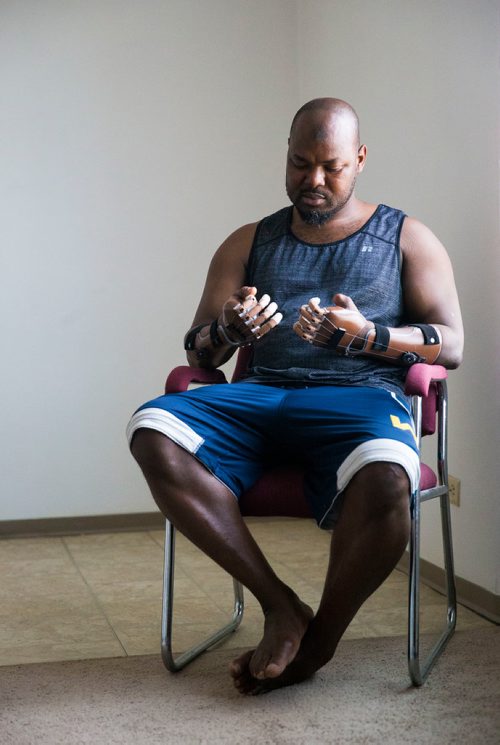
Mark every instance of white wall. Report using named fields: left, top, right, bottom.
left=2, top=0, right=498, bottom=595
left=1, top=0, right=298, bottom=519
left=296, top=0, right=500, bottom=593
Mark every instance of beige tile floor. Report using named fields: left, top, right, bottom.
left=0, top=517, right=494, bottom=667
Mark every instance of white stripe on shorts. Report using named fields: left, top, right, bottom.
left=126, top=407, right=204, bottom=453
left=319, top=438, right=420, bottom=529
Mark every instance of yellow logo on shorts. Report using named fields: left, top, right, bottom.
left=390, top=415, right=417, bottom=446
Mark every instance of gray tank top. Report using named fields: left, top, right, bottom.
left=244, top=204, right=408, bottom=395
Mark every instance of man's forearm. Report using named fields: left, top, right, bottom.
left=184, top=321, right=244, bottom=369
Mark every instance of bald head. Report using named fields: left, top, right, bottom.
left=290, top=98, right=360, bottom=148
left=285, top=98, right=366, bottom=226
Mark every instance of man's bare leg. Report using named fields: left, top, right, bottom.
left=131, top=429, right=313, bottom=679
left=230, top=462, right=411, bottom=693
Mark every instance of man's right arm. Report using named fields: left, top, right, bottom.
left=184, top=222, right=282, bottom=369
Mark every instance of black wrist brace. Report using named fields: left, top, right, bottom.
left=183, top=324, right=206, bottom=351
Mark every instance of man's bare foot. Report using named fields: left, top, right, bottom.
left=229, top=617, right=335, bottom=695
left=229, top=592, right=313, bottom=683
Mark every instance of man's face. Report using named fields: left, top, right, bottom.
left=285, top=112, right=365, bottom=225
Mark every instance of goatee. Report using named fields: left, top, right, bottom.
left=296, top=207, right=336, bottom=226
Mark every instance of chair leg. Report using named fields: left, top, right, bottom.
left=408, top=487, right=457, bottom=685
left=160, top=519, right=245, bottom=672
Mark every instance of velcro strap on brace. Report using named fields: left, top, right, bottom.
left=372, top=324, right=390, bottom=352
left=326, top=327, right=347, bottom=350
left=409, top=324, right=440, bottom=345
left=210, top=319, right=224, bottom=347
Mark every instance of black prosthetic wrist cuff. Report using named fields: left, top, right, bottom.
left=183, top=324, right=206, bottom=351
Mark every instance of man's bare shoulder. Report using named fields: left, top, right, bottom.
left=400, top=215, right=444, bottom=254
left=399, top=215, right=453, bottom=271
left=214, top=221, right=260, bottom=265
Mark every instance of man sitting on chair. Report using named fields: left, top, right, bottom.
left=127, top=98, right=463, bottom=694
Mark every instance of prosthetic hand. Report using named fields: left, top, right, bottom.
left=219, top=286, right=283, bottom=346
left=184, top=286, right=283, bottom=359
left=293, top=294, right=442, bottom=365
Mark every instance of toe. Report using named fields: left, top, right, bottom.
left=229, top=650, right=254, bottom=680
left=263, top=660, right=286, bottom=679
left=250, top=639, right=295, bottom=680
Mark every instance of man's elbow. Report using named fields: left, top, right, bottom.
left=441, top=340, right=464, bottom=369
left=445, top=352, right=463, bottom=370
left=437, top=325, right=464, bottom=370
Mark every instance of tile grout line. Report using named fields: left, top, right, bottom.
left=60, top=538, right=129, bottom=657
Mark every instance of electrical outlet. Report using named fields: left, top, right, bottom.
left=449, top=475, right=461, bottom=506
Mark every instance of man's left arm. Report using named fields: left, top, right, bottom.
left=399, top=216, right=463, bottom=369
left=293, top=217, right=464, bottom=369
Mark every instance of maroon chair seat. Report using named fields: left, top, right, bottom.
left=420, top=463, right=438, bottom=491
left=240, top=466, right=310, bottom=518
left=239, top=462, right=437, bottom=518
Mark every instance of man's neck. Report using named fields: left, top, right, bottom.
left=290, top=199, right=377, bottom=244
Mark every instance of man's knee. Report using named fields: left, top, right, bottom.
left=130, top=428, right=179, bottom=477
left=349, top=462, right=411, bottom=518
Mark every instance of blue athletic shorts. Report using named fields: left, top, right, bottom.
left=127, top=382, right=419, bottom=529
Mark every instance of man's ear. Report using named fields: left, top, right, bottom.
left=357, top=144, right=367, bottom=172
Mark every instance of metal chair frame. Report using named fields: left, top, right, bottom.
left=408, top=376, right=457, bottom=685
left=160, top=367, right=456, bottom=685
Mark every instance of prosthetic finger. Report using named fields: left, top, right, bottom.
left=298, top=305, right=323, bottom=328
left=293, top=319, right=310, bottom=341
left=237, top=293, right=270, bottom=320
left=246, top=301, right=278, bottom=330
left=293, top=297, right=325, bottom=342
left=233, top=293, right=258, bottom=317
left=296, top=322, right=316, bottom=342
left=247, top=304, right=282, bottom=339
left=308, top=296, right=323, bottom=315
left=253, top=311, right=283, bottom=339
left=242, top=295, right=272, bottom=326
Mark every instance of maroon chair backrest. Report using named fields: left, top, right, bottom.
left=421, top=384, right=438, bottom=436
left=231, top=346, right=253, bottom=382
